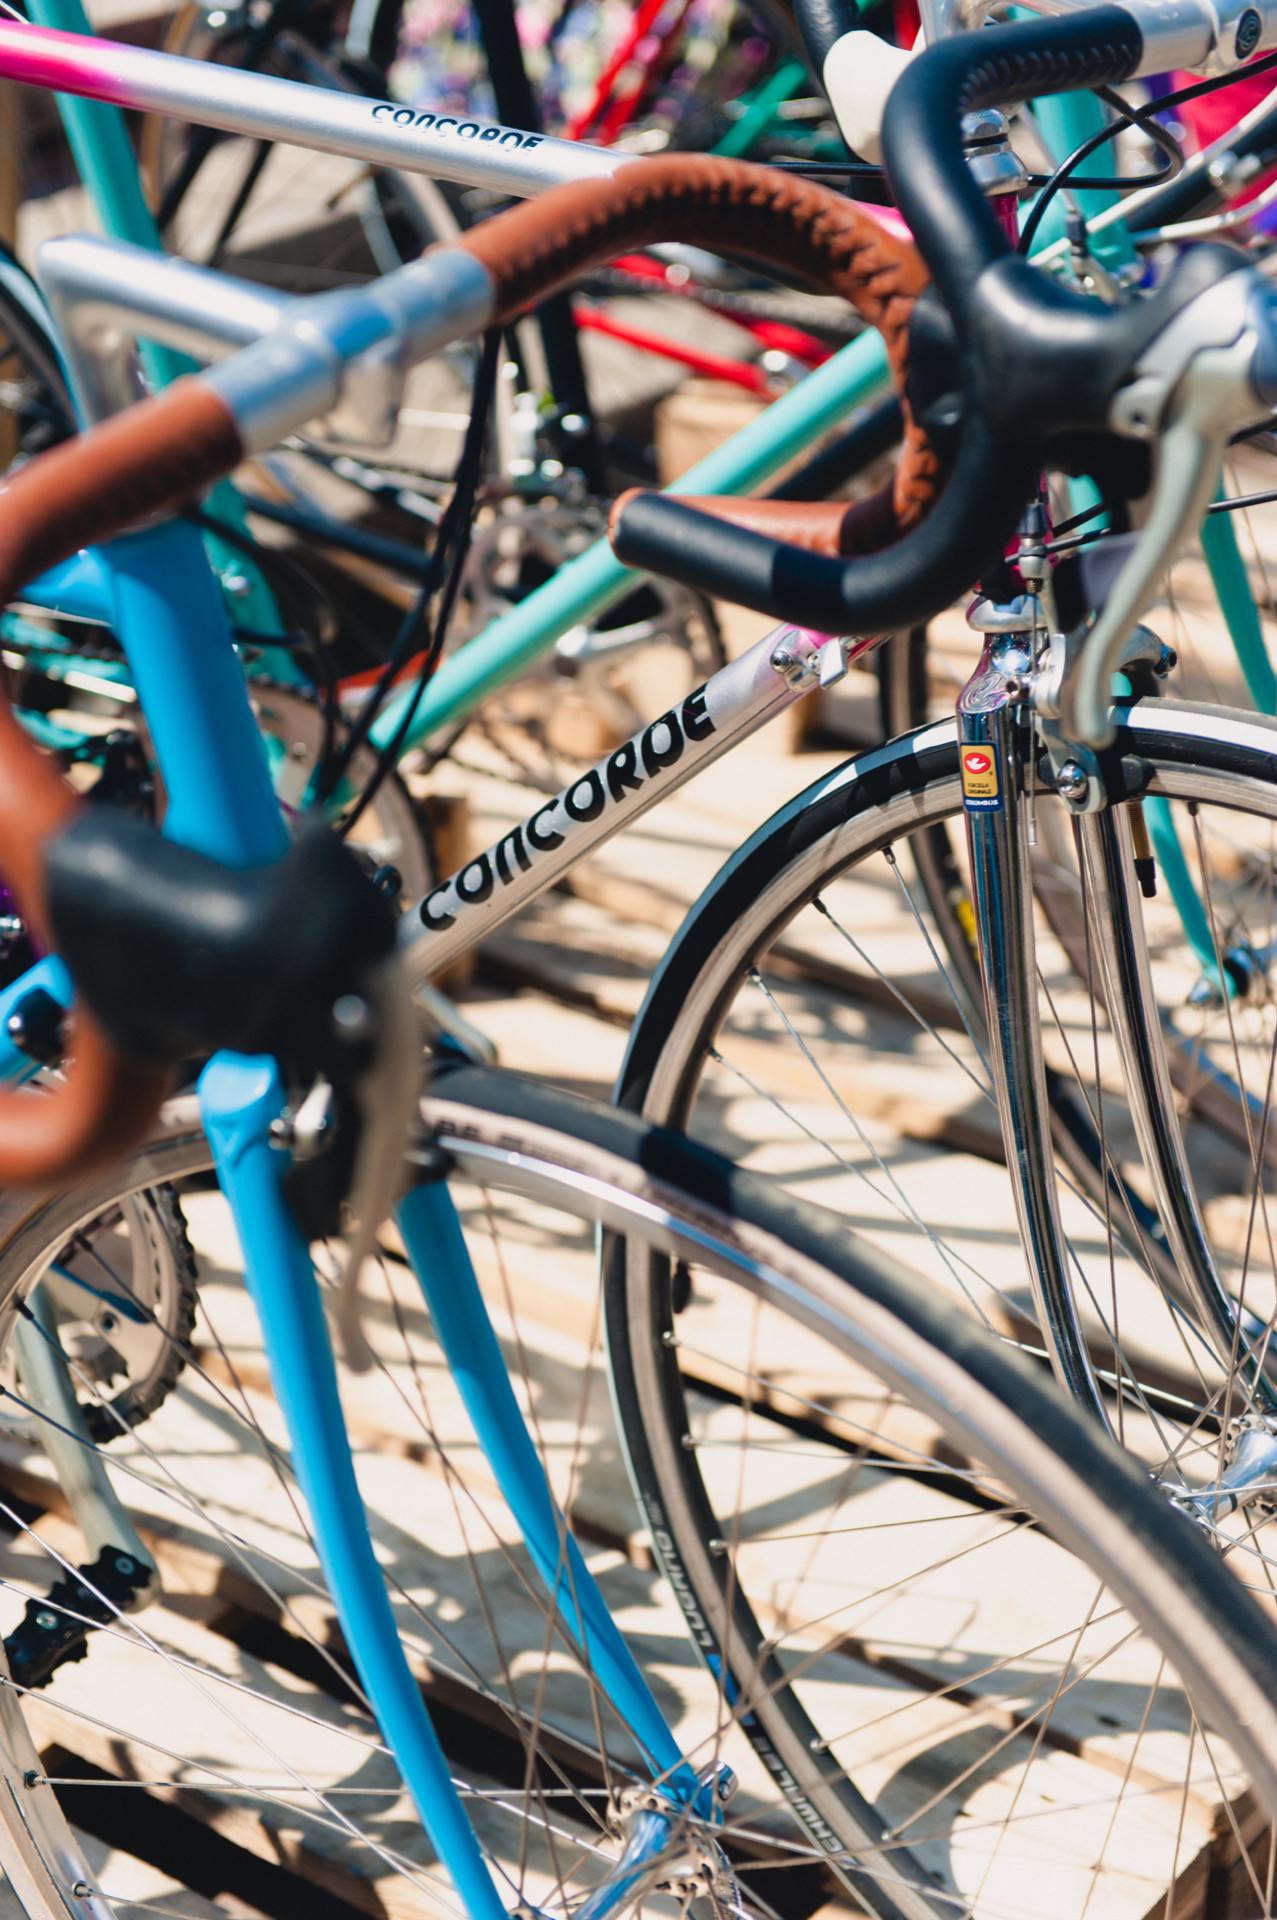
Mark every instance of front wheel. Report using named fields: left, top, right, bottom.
left=609, top=698, right=1277, bottom=1910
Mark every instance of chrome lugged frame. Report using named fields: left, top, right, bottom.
left=958, top=635, right=1111, bottom=1427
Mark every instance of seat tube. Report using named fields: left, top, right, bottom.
left=957, top=634, right=1111, bottom=1428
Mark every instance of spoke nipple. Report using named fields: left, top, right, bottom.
left=22, top=1770, right=40, bottom=1789
left=680, top=1432, right=696, bottom=1450
left=810, top=1737, right=827, bottom=1754
left=71, top=1883, right=93, bottom=1899
left=708, top=1537, right=728, bottom=1554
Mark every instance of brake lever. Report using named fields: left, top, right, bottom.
left=1059, top=269, right=1277, bottom=750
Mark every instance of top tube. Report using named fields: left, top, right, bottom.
left=0, top=19, right=624, bottom=198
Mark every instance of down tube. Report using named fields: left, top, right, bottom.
left=370, top=327, right=891, bottom=754
left=199, top=1052, right=509, bottom=1920
left=396, top=1178, right=700, bottom=1799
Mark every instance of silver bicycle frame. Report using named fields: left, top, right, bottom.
left=398, top=627, right=866, bottom=983
left=0, top=21, right=625, bottom=200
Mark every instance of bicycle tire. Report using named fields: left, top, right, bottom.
left=601, top=697, right=1277, bottom=1914
left=1, top=1063, right=1276, bottom=1914
left=0, top=244, right=75, bottom=460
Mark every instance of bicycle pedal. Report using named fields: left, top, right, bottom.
left=4, top=1545, right=152, bottom=1692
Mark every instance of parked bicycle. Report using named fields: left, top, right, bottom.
left=0, top=136, right=1274, bottom=1920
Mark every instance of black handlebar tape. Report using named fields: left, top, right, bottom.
left=794, top=0, right=861, bottom=72
left=612, top=418, right=1036, bottom=636
left=882, top=8, right=1143, bottom=331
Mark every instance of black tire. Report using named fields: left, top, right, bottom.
left=5, top=1067, right=1277, bottom=1911
left=430, top=1063, right=1277, bottom=1917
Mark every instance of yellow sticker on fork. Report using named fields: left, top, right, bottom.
left=960, top=745, right=1002, bottom=811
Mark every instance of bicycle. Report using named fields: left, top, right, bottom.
left=6, top=3, right=1274, bottom=826
left=14, top=0, right=1277, bottom=1458
left=0, top=148, right=1272, bottom=1920
left=11, top=0, right=1277, bottom=1522
left=0, top=5, right=859, bottom=825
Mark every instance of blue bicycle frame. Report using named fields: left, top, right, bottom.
left=0, top=512, right=708, bottom=1915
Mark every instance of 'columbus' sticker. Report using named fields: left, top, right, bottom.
left=960, top=745, right=1002, bottom=811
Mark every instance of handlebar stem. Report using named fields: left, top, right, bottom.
left=205, top=248, right=494, bottom=453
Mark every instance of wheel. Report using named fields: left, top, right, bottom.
left=0, top=1067, right=1275, bottom=1915
left=0, top=1187, right=197, bottom=1446
left=611, top=703, right=1277, bottom=1718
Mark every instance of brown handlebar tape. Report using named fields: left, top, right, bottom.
left=0, top=378, right=242, bottom=1182
left=609, top=493, right=905, bottom=560
left=457, top=154, right=935, bottom=532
